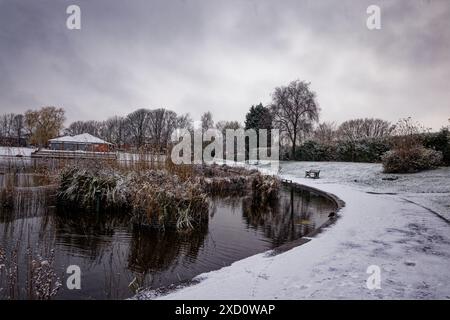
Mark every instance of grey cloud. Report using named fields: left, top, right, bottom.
left=0, top=0, right=449, bottom=129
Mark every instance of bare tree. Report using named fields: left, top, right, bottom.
left=64, top=108, right=192, bottom=151
left=201, top=111, right=214, bottom=133
left=0, top=113, right=15, bottom=138
left=100, top=116, right=128, bottom=147
left=12, top=114, right=25, bottom=143
left=147, top=108, right=178, bottom=152
left=176, top=113, right=193, bottom=131
left=216, top=120, right=241, bottom=136
left=270, top=80, right=319, bottom=157
left=390, top=117, right=427, bottom=150
left=313, top=122, right=337, bottom=144
left=24, top=106, right=65, bottom=146
left=0, top=113, right=26, bottom=146
left=64, top=121, right=84, bottom=135
left=337, top=118, right=393, bottom=142
left=126, top=108, right=151, bottom=149
left=65, top=120, right=102, bottom=136
left=124, top=108, right=190, bottom=151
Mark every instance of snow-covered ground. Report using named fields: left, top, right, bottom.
left=138, top=161, right=450, bottom=300
left=0, top=146, right=36, bottom=157
left=279, top=161, right=450, bottom=222
left=0, top=147, right=167, bottom=162
left=117, top=152, right=166, bottom=162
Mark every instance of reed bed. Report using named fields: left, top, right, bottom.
left=1, top=152, right=280, bottom=231
left=58, top=166, right=129, bottom=210
left=128, top=170, right=208, bottom=230
left=194, top=164, right=280, bottom=201
left=57, top=166, right=209, bottom=230
left=56, top=163, right=280, bottom=231
left=0, top=172, right=57, bottom=216
left=0, top=244, right=61, bottom=300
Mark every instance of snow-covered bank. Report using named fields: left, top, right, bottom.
left=279, top=162, right=450, bottom=222
left=138, top=162, right=450, bottom=300
left=0, top=147, right=36, bottom=157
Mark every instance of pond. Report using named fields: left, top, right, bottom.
left=0, top=172, right=336, bottom=300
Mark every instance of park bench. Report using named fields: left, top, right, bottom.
left=305, top=169, right=320, bottom=179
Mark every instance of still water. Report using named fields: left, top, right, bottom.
left=0, top=172, right=336, bottom=299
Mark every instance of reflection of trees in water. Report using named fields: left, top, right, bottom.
left=127, top=224, right=208, bottom=275
left=0, top=157, right=107, bottom=173
left=0, top=173, right=55, bottom=224
left=0, top=172, right=53, bottom=246
left=208, top=195, right=242, bottom=219
left=1, top=173, right=339, bottom=296
left=0, top=206, right=13, bottom=224
left=289, top=187, right=336, bottom=227
left=0, top=210, right=58, bottom=300
left=0, top=212, right=56, bottom=253
left=242, top=195, right=297, bottom=246
left=0, top=173, right=52, bottom=188
left=242, top=186, right=335, bottom=247
left=50, top=209, right=131, bottom=261
left=0, top=189, right=55, bottom=251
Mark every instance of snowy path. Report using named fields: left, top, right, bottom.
left=141, top=162, right=450, bottom=300
left=279, top=162, right=450, bottom=222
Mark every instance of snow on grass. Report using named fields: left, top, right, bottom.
left=0, top=147, right=36, bottom=157
left=116, top=152, right=166, bottom=162
left=277, top=161, right=450, bottom=221
left=136, top=161, right=450, bottom=300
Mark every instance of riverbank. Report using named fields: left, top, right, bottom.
left=138, top=162, right=450, bottom=299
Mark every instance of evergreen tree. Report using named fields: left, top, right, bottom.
left=244, top=103, right=273, bottom=150
left=245, top=103, right=272, bottom=132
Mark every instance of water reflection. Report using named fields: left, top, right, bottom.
left=0, top=173, right=336, bottom=300
left=128, top=225, right=208, bottom=274
left=242, top=186, right=333, bottom=246
left=0, top=173, right=55, bottom=224
left=51, top=210, right=130, bottom=261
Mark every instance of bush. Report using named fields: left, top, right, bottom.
left=294, top=138, right=390, bottom=162
left=381, top=147, right=443, bottom=173
left=335, top=139, right=391, bottom=162
left=423, top=128, right=450, bottom=166
left=295, top=141, right=336, bottom=161
left=363, top=139, right=391, bottom=162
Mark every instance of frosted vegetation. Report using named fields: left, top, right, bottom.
left=57, top=163, right=280, bottom=230
left=278, top=161, right=450, bottom=221
left=136, top=161, right=450, bottom=300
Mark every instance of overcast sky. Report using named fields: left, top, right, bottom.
left=0, top=0, right=449, bottom=129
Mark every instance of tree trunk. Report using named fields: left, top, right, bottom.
left=292, top=132, right=297, bottom=159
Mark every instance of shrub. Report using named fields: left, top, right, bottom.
left=362, top=139, right=391, bottom=162
left=335, top=139, right=391, bottom=162
left=294, top=138, right=390, bottom=162
left=295, top=140, right=336, bottom=161
left=381, top=147, right=443, bottom=173
left=423, top=128, right=450, bottom=166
